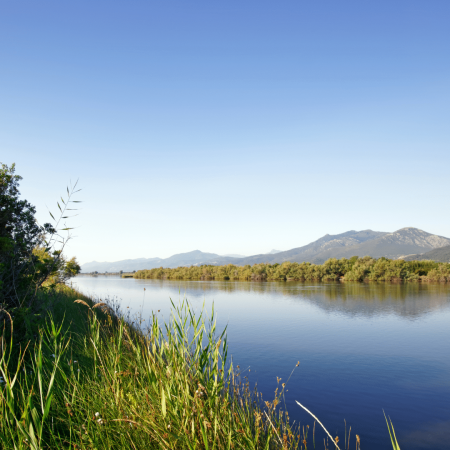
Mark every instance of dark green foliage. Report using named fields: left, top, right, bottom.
left=134, top=257, right=448, bottom=283
left=0, top=163, right=57, bottom=309
left=0, top=163, right=81, bottom=340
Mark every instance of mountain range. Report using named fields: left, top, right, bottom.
left=80, top=250, right=232, bottom=273
left=80, top=227, right=450, bottom=273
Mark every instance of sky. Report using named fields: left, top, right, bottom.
left=1, top=0, right=449, bottom=264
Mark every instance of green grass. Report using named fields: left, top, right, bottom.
left=0, top=289, right=308, bottom=449
left=0, top=286, right=403, bottom=449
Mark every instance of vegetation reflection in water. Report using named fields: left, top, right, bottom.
left=129, top=278, right=450, bottom=319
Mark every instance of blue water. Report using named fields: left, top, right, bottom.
left=72, top=276, right=450, bottom=450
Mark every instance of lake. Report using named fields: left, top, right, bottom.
left=72, top=276, right=450, bottom=450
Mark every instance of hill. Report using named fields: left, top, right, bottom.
left=403, top=245, right=450, bottom=262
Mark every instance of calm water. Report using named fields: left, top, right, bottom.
left=72, top=276, right=450, bottom=450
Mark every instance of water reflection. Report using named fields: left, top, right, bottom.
left=129, top=278, right=450, bottom=319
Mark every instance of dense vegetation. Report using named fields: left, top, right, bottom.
left=0, top=163, right=81, bottom=339
left=1, top=287, right=315, bottom=450
left=1, top=163, right=56, bottom=309
left=134, top=256, right=450, bottom=283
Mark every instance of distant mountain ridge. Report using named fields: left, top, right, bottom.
left=217, top=229, right=388, bottom=266
left=402, top=245, right=450, bottom=263
left=81, top=250, right=235, bottom=273
left=80, top=227, right=450, bottom=272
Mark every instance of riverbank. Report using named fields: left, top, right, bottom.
left=0, top=286, right=310, bottom=450
left=78, top=272, right=135, bottom=277
left=133, top=256, right=450, bottom=283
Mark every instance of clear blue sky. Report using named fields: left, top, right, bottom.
left=2, top=1, right=449, bottom=263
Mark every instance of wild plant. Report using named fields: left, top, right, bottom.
left=0, top=298, right=305, bottom=449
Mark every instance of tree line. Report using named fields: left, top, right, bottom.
left=134, top=256, right=450, bottom=282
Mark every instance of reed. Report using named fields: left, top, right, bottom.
left=0, top=288, right=403, bottom=449
left=0, top=295, right=309, bottom=449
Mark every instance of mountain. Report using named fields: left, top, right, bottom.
left=160, top=250, right=228, bottom=267
left=81, top=228, right=450, bottom=273
left=206, top=229, right=388, bottom=266
left=266, top=249, right=282, bottom=254
left=81, top=257, right=164, bottom=273
left=402, top=245, right=450, bottom=263
left=308, top=227, right=450, bottom=264
left=81, top=250, right=233, bottom=273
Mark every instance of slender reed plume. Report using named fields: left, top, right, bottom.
left=92, top=302, right=108, bottom=309
left=296, top=400, right=341, bottom=450
left=74, top=299, right=90, bottom=308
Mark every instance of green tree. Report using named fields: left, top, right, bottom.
left=33, top=247, right=81, bottom=284
left=0, top=163, right=80, bottom=311
left=0, top=163, right=57, bottom=308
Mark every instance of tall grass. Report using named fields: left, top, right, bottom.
left=0, top=297, right=309, bottom=449
left=0, top=290, right=403, bottom=449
